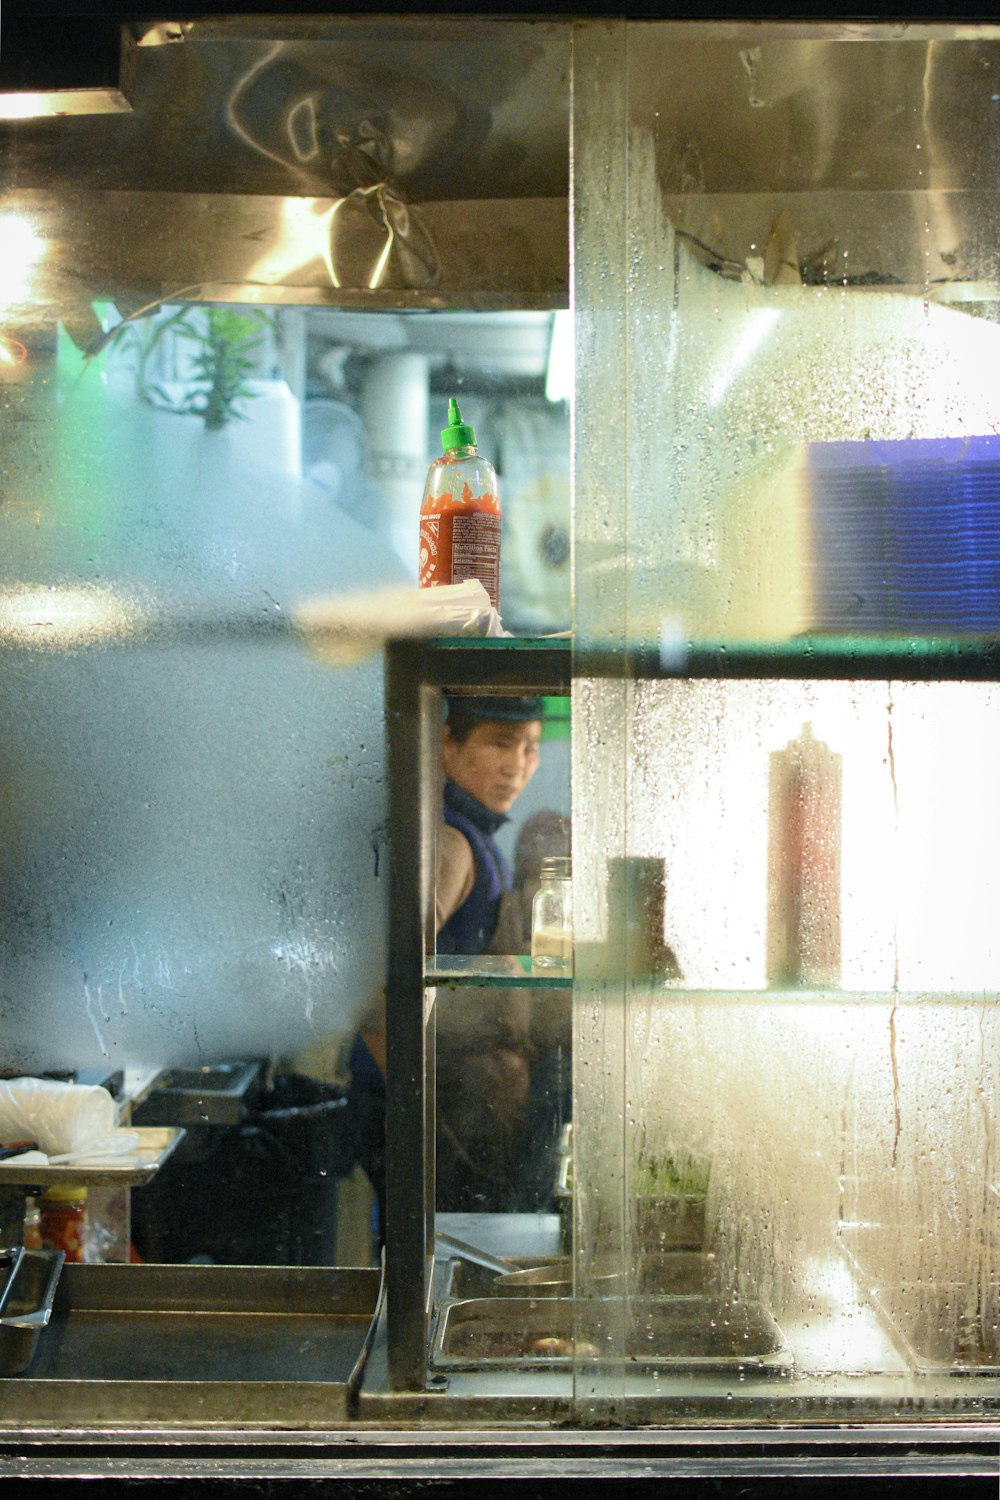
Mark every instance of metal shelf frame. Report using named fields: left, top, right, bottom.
left=383, top=630, right=1000, bottom=1391
left=384, top=638, right=571, bottom=1390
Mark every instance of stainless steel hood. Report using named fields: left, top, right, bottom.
left=0, top=16, right=570, bottom=330
left=632, top=22, right=1000, bottom=296
left=3, top=18, right=1000, bottom=332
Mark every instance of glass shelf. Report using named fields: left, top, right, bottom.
left=424, top=635, right=571, bottom=649
left=402, top=633, right=1000, bottom=683
left=427, top=954, right=572, bottom=988
left=579, top=634, right=1000, bottom=681
left=560, top=985, right=1000, bottom=1007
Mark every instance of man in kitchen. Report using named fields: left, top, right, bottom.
left=349, top=692, right=552, bottom=1240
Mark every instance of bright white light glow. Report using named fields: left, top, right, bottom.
left=242, top=197, right=338, bottom=287
left=0, top=214, right=44, bottom=313
left=0, top=587, right=139, bottom=648
left=0, top=89, right=130, bottom=120
left=546, top=308, right=573, bottom=403
left=631, top=678, right=1000, bottom=992
left=706, top=307, right=782, bottom=408
left=787, top=1255, right=903, bottom=1373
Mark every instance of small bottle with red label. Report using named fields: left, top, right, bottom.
left=418, top=398, right=501, bottom=612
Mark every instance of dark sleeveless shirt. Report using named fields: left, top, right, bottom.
left=437, top=780, right=513, bottom=955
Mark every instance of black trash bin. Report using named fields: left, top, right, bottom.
left=131, top=1073, right=354, bottom=1266
left=218, top=1072, right=354, bottom=1265
left=129, top=1121, right=227, bottom=1264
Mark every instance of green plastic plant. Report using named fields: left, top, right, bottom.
left=104, top=305, right=275, bottom=431
left=634, top=1151, right=711, bottom=1200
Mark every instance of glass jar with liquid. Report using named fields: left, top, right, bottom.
left=531, top=855, right=573, bottom=974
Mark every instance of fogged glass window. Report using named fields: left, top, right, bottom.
left=571, top=19, right=1000, bottom=1424
left=571, top=674, right=1000, bottom=1409
left=576, top=24, right=1000, bottom=648
left=0, top=296, right=568, bottom=1267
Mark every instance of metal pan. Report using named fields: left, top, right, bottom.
left=433, top=1294, right=793, bottom=1376
left=0, top=1262, right=381, bottom=1423
left=0, top=1249, right=65, bottom=1376
left=0, top=1247, right=25, bottom=1320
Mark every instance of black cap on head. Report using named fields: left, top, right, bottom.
left=445, top=693, right=543, bottom=724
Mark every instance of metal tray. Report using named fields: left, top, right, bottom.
left=0, top=1250, right=65, bottom=1376
left=446, top=1250, right=718, bottom=1300
left=869, top=1281, right=1000, bottom=1377
left=0, top=1127, right=184, bottom=1187
left=838, top=1229, right=1000, bottom=1377
left=0, top=1262, right=382, bottom=1426
left=432, top=1295, right=793, bottom=1376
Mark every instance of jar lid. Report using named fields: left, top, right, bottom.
left=40, top=1184, right=88, bottom=1205
left=540, top=855, right=571, bottom=878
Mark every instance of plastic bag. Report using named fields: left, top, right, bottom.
left=0, top=1078, right=117, bottom=1154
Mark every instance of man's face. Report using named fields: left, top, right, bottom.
left=442, top=719, right=542, bottom=815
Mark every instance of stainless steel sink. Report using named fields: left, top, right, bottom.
left=135, top=1060, right=263, bottom=1126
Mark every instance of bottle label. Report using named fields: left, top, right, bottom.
left=419, top=515, right=441, bottom=588
left=419, top=509, right=500, bottom=610
left=451, top=512, right=500, bottom=608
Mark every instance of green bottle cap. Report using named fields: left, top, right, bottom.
left=441, top=397, right=476, bottom=453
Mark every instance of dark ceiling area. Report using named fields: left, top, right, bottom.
left=0, top=18, right=123, bottom=91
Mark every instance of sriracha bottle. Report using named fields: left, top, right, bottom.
left=418, top=398, right=501, bottom=611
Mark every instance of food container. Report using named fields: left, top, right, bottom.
left=552, top=1124, right=710, bottom=1257
left=531, top=855, right=573, bottom=973
left=432, top=1295, right=793, bottom=1376
left=869, top=1279, right=1000, bottom=1376
left=0, top=1127, right=184, bottom=1188
left=0, top=1249, right=65, bottom=1375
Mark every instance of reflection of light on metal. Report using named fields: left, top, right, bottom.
left=287, top=96, right=320, bottom=162
left=366, top=189, right=394, bottom=291
left=322, top=199, right=346, bottom=288
left=0, top=587, right=140, bottom=648
left=241, top=197, right=341, bottom=288
left=225, top=42, right=291, bottom=173
left=325, top=186, right=395, bottom=289
left=0, top=89, right=131, bottom=120
left=0, top=335, right=28, bottom=368
left=322, top=187, right=395, bottom=291
left=546, top=309, right=572, bottom=403
left=224, top=47, right=411, bottom=293
left=0, top=214, right=44, bottom=312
